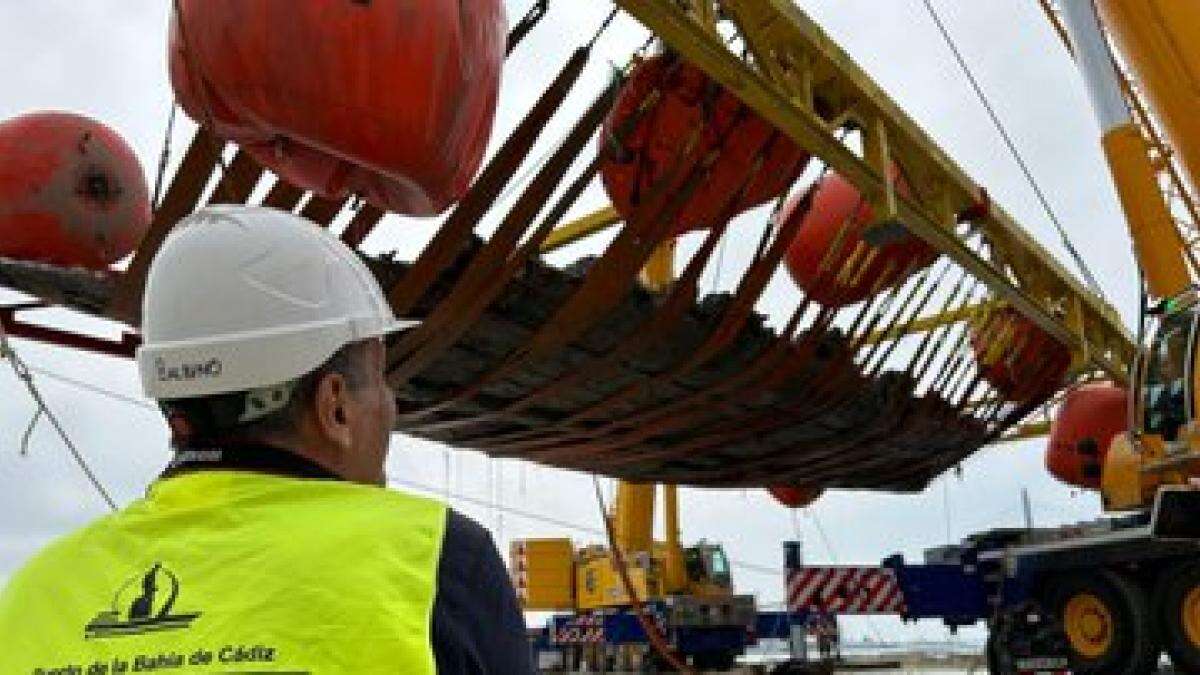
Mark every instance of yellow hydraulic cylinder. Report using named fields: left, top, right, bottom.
left=612, top=482, right=656, bottom=555
left=1101, top=124, right=1191, bottom=299
left=610, top=240, right=680, bottom=561
left=1096, top=0, right=1200, bottom=201
left=662, top=484, right=688, bottom=593
left=1061, top=0, right=1192, bottom=299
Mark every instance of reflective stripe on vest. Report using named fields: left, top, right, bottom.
left=0, top=470, right=447, bottom=674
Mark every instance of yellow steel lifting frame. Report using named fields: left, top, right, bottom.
left=863, top=301, right=1002, bottom=346
left=540, top=206, right=622, bottom=253
left=612, top=0, right=1135, bottom=382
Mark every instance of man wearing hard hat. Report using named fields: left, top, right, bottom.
left=0, top=206, right=534, bottom=673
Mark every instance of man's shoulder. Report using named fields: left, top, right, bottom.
left=442, top=508, right=495, bottom=555
left=0, top=513, right=120, bottom=604
left=435, top=509, right=508, bottom=593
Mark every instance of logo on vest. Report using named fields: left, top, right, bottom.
left=84, top=563, right=202, bottom=639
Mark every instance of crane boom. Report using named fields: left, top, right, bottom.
left=613, top=0, right=1134, bottom=381
left=1096, top=1, right=1200, bottom=207
left=1060, top=0, right=1192, bottom=300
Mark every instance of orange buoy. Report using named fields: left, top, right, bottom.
left=169, top=0, right=505, bottom=216
left=600, top=55, right=809, bottom=236
left=0, top=111, right=151, bottom=270
left=768, top=486, right=824, bottom=509
left=782, top=171, right=937, bottom=307
left=971, top=306, right=1072, bottom=403
left=1046, top=382, right=1127, bottom=489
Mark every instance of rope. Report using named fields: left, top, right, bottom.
left=0, top=328, right=117, bottom=511
left=586, top=8, right=621, bottom=51
left=24, top=365, right=158, bottom=412
left=506, top=0, right=549, bottom=56
left=920, top=0, right=1106, bottom=298
left=394, top=472, right=783, bottom=576
left=591, top=476, right=694, bottom=674
left=5, top=357, right=786, bottom=579
left=150, top=104, right=178, bottom=213
left=19, top=409, right=42, bottom=458
left=804, top=507, right=887, bottom=643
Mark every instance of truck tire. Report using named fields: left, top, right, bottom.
left=1154, top=560, right=1200, bottom=673
left=1048, top=569, right=1159, bottom=674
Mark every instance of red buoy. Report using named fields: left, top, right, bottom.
left=1046, top=382, right=1127, bottom=489
left=768, top=486, right=823, bottom=509
left=168, top=0, right=505, bottom=216
left=0, top=111, right=150, bottom=270
left=600, top=55, right=810, bottom=236
left=971, top=307, right=1072, bottom=403
left=782, top=171, right=937, bottom=306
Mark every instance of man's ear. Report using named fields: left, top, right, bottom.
left=314, top=372, right=354, bottom=451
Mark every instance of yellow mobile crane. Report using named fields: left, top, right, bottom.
left=512, top=2, right=1200, bottom=671
left=511, top=244, right=759, bottom=672
left=512, top=479, right=759, bottom=671
left=1060, top=0, right=1200, bottom=514
left=511, top=481, right=745, bottom=614
left=772, top=4, right=1200, bottom=674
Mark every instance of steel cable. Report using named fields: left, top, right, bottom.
left=920, top=0, right=1106, bottom=298
left=1, top=355, right=787, bottom=579
left=0, top=328, right=117, bottom=511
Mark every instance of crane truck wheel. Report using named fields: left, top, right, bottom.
left=1153, top=560, right=1200, bottom=672
left=1048, top=570, right=1159, bottom=674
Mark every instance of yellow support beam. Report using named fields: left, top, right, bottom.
left=614, top=0, right=1135, bottom=382
left=540, top=206, right=622, bottom=253
left=864, top=301, right=999, bottom=345
left=997, top=421, right=1053, bottom=444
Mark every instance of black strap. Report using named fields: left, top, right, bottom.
left=506, top=0, right=548, bottom=56
left=160, top=443, right=341, bottom=482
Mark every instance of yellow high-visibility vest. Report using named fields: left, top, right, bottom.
left=0, top=470, right=447, bottom=674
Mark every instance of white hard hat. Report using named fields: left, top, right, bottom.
left=136, top=205, right=416, bottom=400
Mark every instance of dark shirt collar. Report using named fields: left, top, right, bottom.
left=161, top=443, right=342, bottom=482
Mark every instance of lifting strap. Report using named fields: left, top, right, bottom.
left=506, top=0, right=549, bottom=56
left=386, top=84, right=617, bottom=386
left=386, top=44, right=592, bottom=315
left=109, top=129, right=223, bottom=325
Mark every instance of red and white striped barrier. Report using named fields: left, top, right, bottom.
left=787, top=566, right=907, bottom=615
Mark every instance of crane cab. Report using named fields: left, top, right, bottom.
left=1140, top=296, right=1196, bottom=443
left=1104, top=289, right=1200, bottom=509
left=683, top=542, right=733, bottom=597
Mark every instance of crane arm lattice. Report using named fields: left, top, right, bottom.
left=615, top=0, right=1134, bottom=382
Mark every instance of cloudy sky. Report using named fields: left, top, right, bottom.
left=0, top=1, right=1145, bottom=645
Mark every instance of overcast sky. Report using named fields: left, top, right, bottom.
left=0, top=1, right=1144, bottom=644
